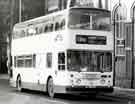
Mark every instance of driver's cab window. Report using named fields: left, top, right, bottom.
left=58, top=52, right=65, bottom=70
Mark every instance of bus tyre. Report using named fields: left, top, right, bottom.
left=47, top=78, right=55, bottom=98
left=16, top=76, right=22, bottom=92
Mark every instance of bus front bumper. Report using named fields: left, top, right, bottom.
left=54, top=85, right=114, bottom=94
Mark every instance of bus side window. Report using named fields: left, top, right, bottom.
left=13, top=31, right=17, bottom=39
left=58, top=52, right=65, bottom=70
left=33, top=54, right=36, bottom=67
left=23, top=29, right=26, bottom=37
left=60, top=19, right=65, bottom=29
left=44, top=25, right=48, bottom=33
left=46, top=53, right=52, bottom=68
left=17, top=57, right=24, bottom=68
left=35, top=27, right=38, bottom=34
left=27, top=29, right=31, bottom=36
left=39, top=26, right=42, bottom=34
left=12, top=31, right=15, bottom=39
left=49, top=24, right=53, bottom=32
left=15, top=55, right=36, bottom=68
left=18, top=31, right=22, bottom=38
left=20, top=30, right=25, bottom=38
left=55, top=22, right=60, bottom=31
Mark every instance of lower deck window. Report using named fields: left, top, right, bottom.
left=14, top=55, right=36, bottom=68
left=46, top=53, right=52, bottom=68
left=17, top=59, right=24, bottom=67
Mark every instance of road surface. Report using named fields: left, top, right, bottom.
left=0, top=79, right=134, bottom=104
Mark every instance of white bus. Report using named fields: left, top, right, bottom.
left=9, top=0, right=114, bottom=98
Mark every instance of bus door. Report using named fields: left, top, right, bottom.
left=38, top=53, right=54, bottom=90
left=36, top=54, right=48, bottom=88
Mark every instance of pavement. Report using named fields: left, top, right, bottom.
left=103, top=87, right=135, bottom=101
left=0, top=74, right=135, bottom=101
left=0, top=74, right=9, bottom=80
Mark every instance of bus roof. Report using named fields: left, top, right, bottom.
left=14, top=7, right=110, bottom=29
left=14, top=15, right=49, bottom=29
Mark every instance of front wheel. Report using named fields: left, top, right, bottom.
left=47, top=78, right=55, bottom=98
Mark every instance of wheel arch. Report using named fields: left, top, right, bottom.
left=46, top=76, right=53, bottom=91
left=16, top=74, right=21, bottom=85
left=16, top=74, right=21, bottom=80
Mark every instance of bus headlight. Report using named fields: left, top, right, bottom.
left=108, top=75, right=111, bottom=78
left=108, top=80, right=111, bottom=87
left=70, top=79, right=74, bottom=86
left=100, top=79, right=105, bottom=84
left=70, top=74, right=74, bottom=78
left=76, top=79, right=81, bottom=84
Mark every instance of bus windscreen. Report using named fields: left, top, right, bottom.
left=70, top=0, right=110, bottom=10
left=67, top=50, right=112, bottom=72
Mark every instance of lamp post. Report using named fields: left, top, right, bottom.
left=7, top=0, right=15, bottom=73
left=131, top=2, right=135, bottom=89
left=19, top=0, right=22, bottom=22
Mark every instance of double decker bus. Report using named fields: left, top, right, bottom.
left=9, top=0, right=114, bottom=98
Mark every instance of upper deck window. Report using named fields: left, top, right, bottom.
left=70, top=0, right=110, bottom=10
left=13, top=29, right=26, bottom=39
left=68, top=8, right=111, bottom=31
left=70, top=0, right=94, bottom=8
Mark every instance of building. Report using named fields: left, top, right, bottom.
left=0, top=0, right=45, bottom=73
left=0, top=0, right=10, bottom=73
left=111, top=0, right=135, bottom=88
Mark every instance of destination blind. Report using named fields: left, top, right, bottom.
left=76, top=35, right=106, bottom=45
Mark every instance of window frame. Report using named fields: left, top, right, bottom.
left=14, top=54, right=36, bottom=68
left=46, top=53, right=52, bottom=68
left=58, top=52, right=65, bottom=70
